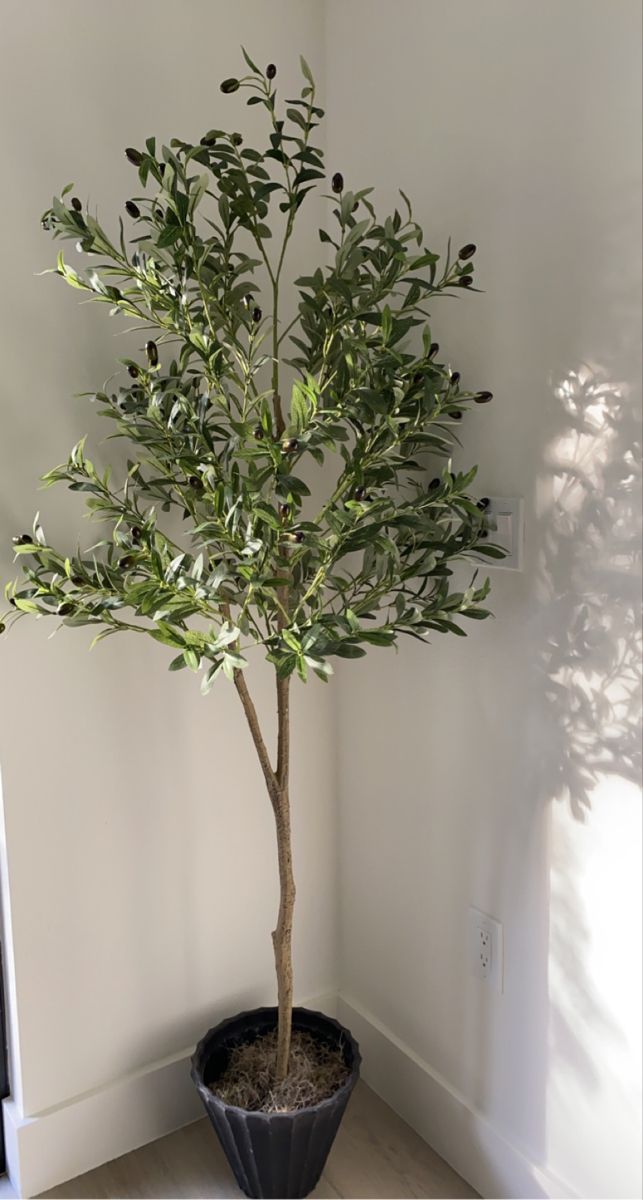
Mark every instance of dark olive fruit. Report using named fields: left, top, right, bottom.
left=200, top=134, right=217, bottom=146
left=429, top=342, right=439, bottom=359
left=282, top=437, right=299, bottom=452
left=252, top=306, right=262, bottom=323
left=71, top=196, right=82, bottom=212
left=188, top=475, right=203, bottom=489
left=331, top=172, right=344, bottom=193
left=475, top=391, right=493, bottom=404
left=145, top=340, right=158, bottom=366
left=451, top=371, right=461, bottom=386
left=131, top=526, right=142, bottom=543
left=458, top=243, right=476, bottom=260
left=352, top=200, right=359, bottom=212
left=0, top=623, right=5, bottom=634
left=127, top=364, right=139, bottom=378
left=477, top=497, right=490, bottom=511
left=293, top=531, right=305, bottom=544
left=220, top=77, right=240, bottom=93
left=429, top=477, right=440, bottom=490
left=266, top=63, right=277, bottom=79
left=230, top=132, right=243, bottom=146
left=459, top=275, right=474, bottom=287
left=479, top=529, right=489, bottom=540
left=279, top=503, right=291, bottom=519
left=413, top=372, right=424, bottom=386
left=125, top=147, right=143, bottom=166
left=253, top=425, right=264, bottom=440
left=9, top=598, right=17, bottom=608
left=58, top=602, right=74, bottom=615
left=158, top=162, right=166, bottom=177
left=71, top=575, right=84, bottom=586
left=451, top=410, right=463, bottom=420
left=154, top=207, right=164, bottom=220
left=119, top=556, right=135, bottom=569
left=354, top=485, right=366, bottom=500
left=125, top=200, right=140, bottom=219
left=13, top=534, right=32, bottom=546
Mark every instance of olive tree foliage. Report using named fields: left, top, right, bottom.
left=2, top=52, right=502, bottom=686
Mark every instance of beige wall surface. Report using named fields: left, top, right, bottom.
left=326, top=2, right=642, bottom=1197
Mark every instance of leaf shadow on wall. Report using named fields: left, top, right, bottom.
left=539, top=363, right=641, bottom=822
left=531, top=357, right=642, bottom=1183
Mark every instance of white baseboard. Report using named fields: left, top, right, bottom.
left=3, top=991, right=338, bottom=1198
left=3, top=990, right=577, bottom=1200
left=337, top=994, right=578, bottom=1200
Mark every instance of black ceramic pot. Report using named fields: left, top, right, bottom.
left=191, top=1006, right=361, bottom=1199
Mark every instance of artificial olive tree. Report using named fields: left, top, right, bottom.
left=2, top=52, right=502, bottom=1083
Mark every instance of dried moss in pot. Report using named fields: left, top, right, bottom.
left=210, top=1027, right=349, bottom=1114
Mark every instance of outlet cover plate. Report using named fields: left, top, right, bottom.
left=469, top=907, right=504, bottom=993
left=473, top=496, right=524, bottom=570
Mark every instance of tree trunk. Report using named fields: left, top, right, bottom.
left=233, top=668, right=295, bottom=1083
left=273, top=673, right=294, bottom=1080
left=271, top=780, right=295, bottom=1081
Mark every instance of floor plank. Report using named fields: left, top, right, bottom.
left=40, top=1081, right=477, bottom=1199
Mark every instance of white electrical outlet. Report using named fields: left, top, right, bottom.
left=469, top=907, right=504, bottom=992
left=478, top=927, right=492, bottom=978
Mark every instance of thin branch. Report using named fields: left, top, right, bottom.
left=233, top=667, right=280, bottom=806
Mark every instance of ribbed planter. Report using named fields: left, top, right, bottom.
left=191, top=1006, right=361, bottom=1199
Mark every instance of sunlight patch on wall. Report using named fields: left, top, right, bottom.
left=541, top=362, right=642, bottom=1197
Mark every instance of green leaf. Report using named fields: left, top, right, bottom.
left=282, top=629, right=302, bottom=653
left=474, top=544, right=507, bottom=559
left=14, top=598, right=40, bottom=613
left=334, top=641, right=367, bottom=659
left=290, top=380, right=314, bottom=433
left=241, top=46, right=260, bottom=72
left=190, top=174, right=209, bottom=214
left=300, top=55, right=314, bottom=85
left=201, top=661, right=223, bottom=693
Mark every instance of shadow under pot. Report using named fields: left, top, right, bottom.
left=191, top=1006, right=361, bottom=1199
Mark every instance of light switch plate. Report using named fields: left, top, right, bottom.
left=474, top=496, right=524, bottom=570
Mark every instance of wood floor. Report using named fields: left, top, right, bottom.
left=40, top=1082, right=478, bottom=1199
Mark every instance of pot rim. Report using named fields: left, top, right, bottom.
left=190, top=1004, right=361, bottom=1121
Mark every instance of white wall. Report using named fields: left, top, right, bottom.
left=0, top=0, right=335, bottom=1163
left=326, top=2, right=642, bottom=1198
